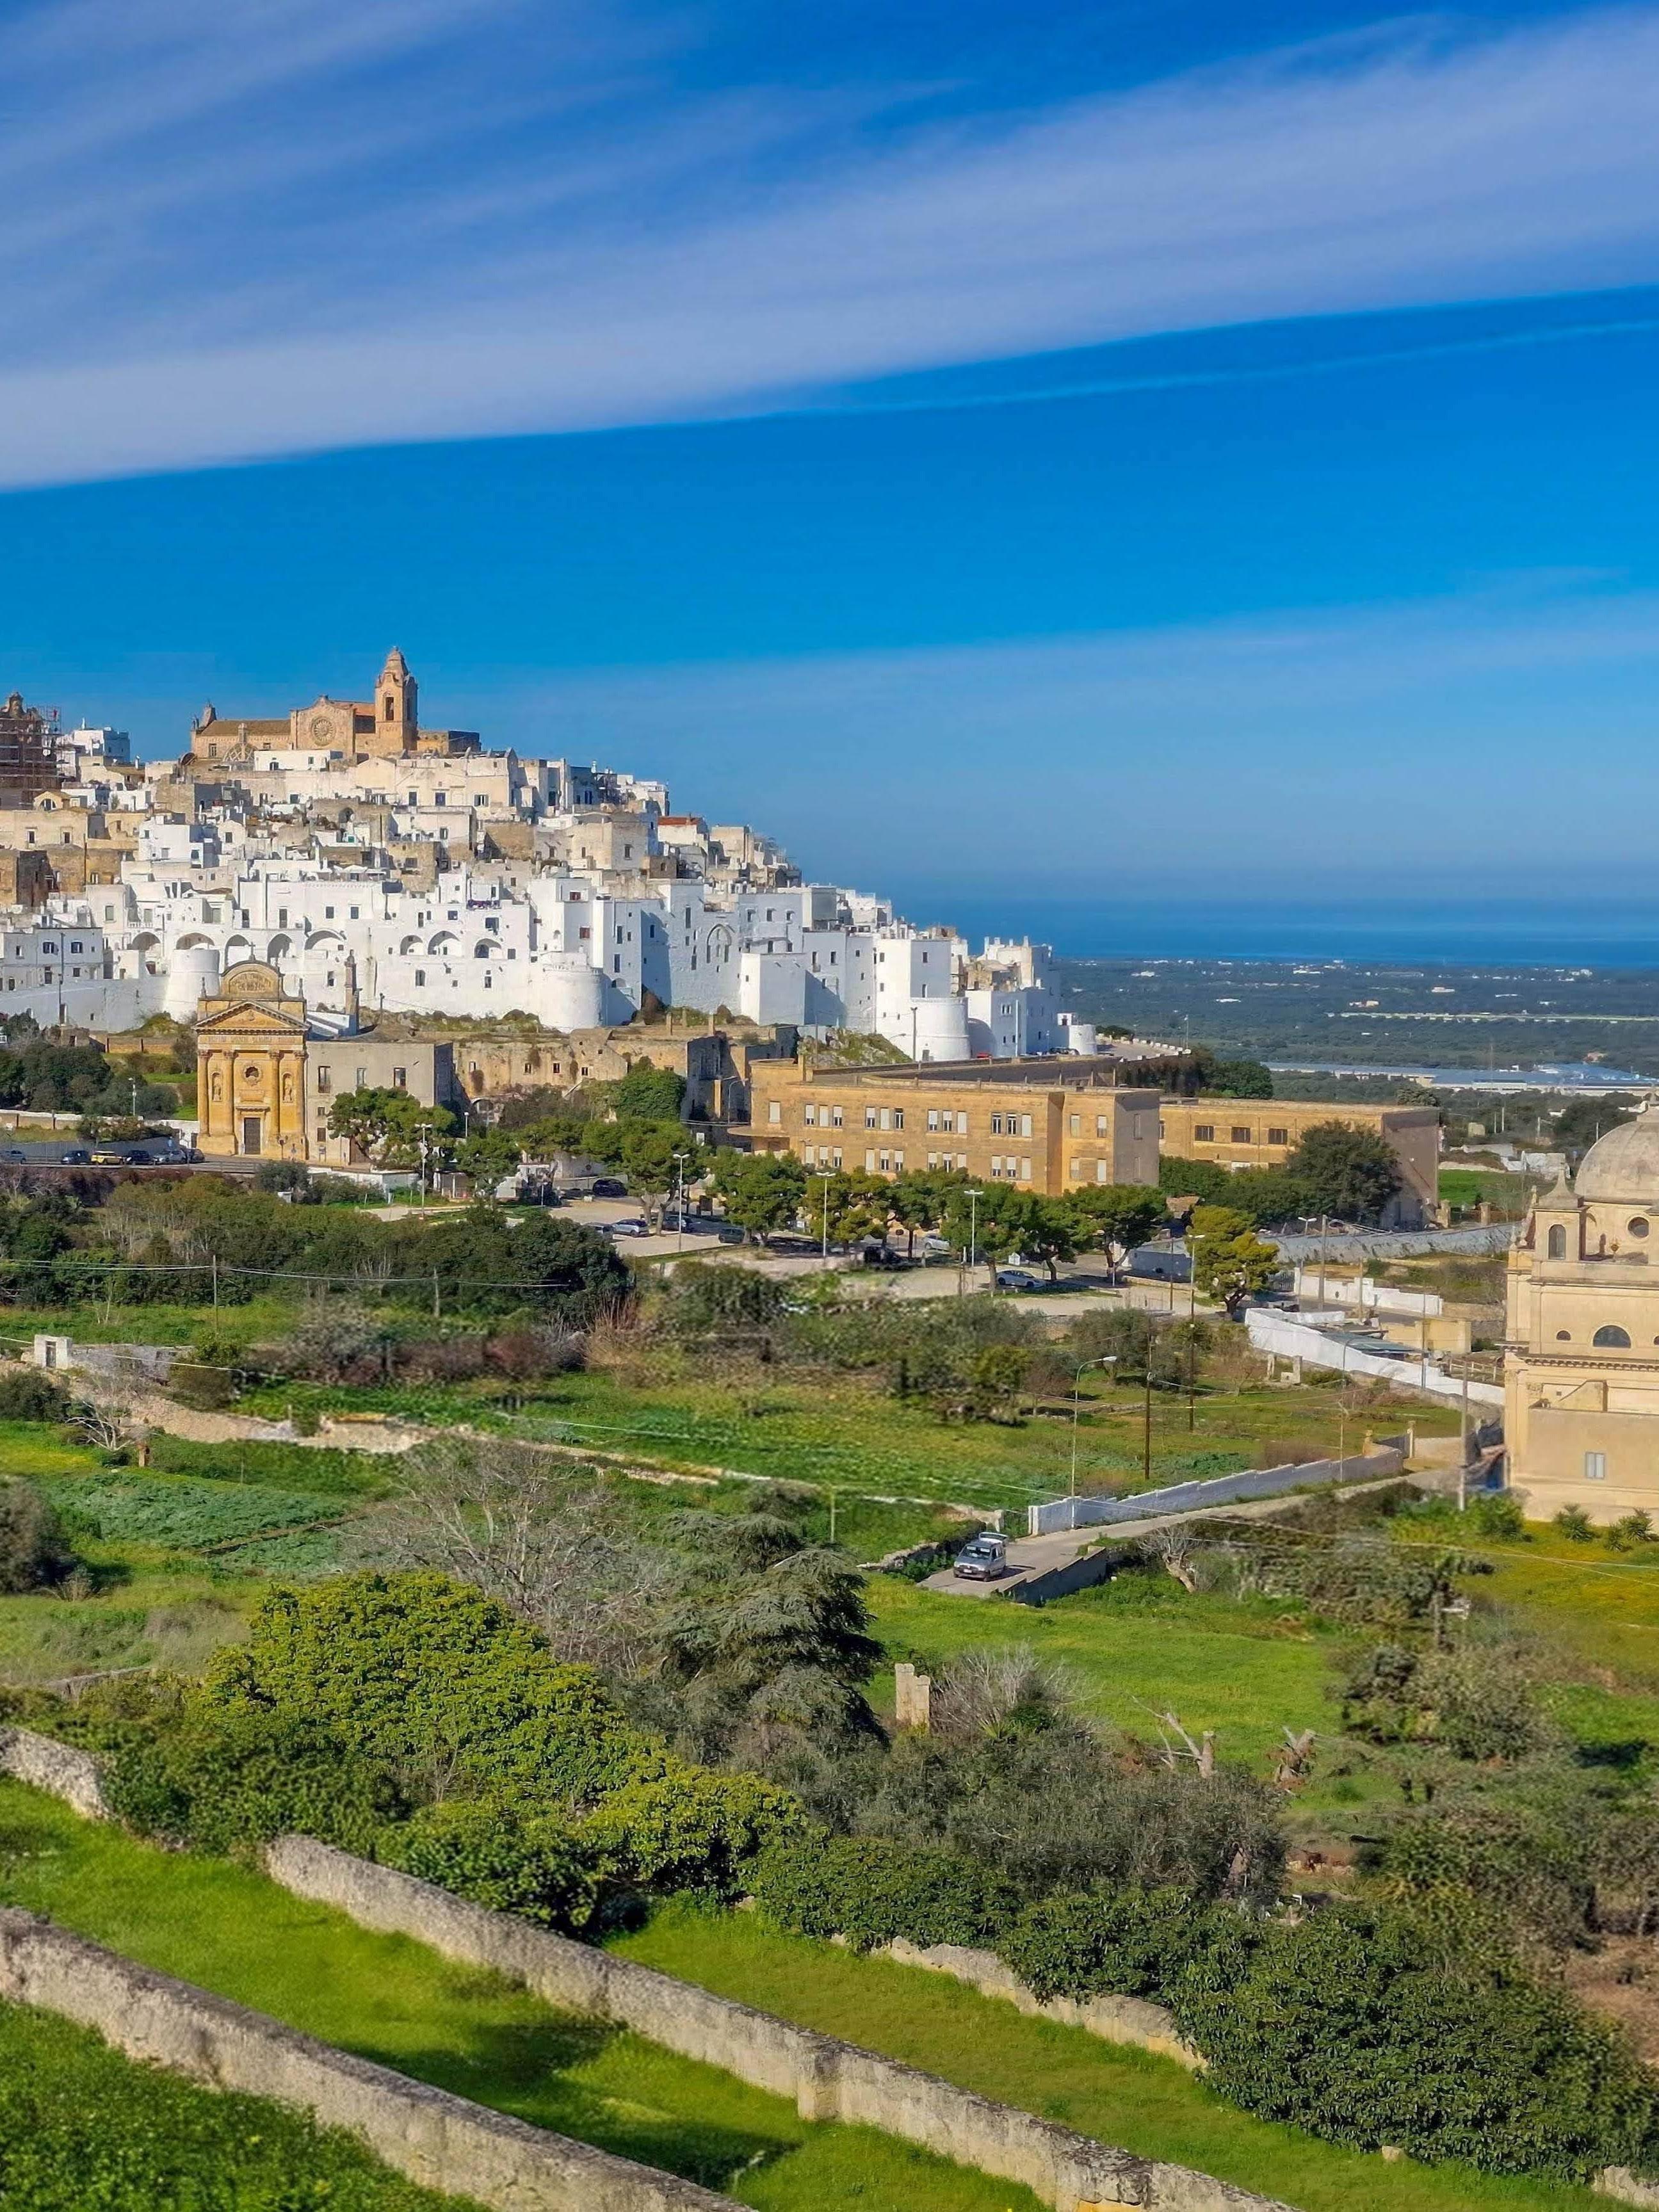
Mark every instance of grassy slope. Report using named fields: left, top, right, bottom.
left=617, top=1902, right=1608, bottom=2212
left=234, top=1364, right=1461, bottom=1515
left=868, top=1572, right=1337, bottom=1767
left=0, top=1782, right=1036, bottom=2212
left=0, top=2000, right=474, bottom=2212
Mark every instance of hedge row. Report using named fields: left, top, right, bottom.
left=750, top=1830, right=1659, bottom=2185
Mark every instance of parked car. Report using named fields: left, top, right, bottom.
left=90, top=1147, right=132, bottom=1165
left=606, top=1218, right=650, bottom=1238
left=996, top=1267, right=1045, bottom=1291
left=861, top=1244, right=905, bottom=1270
left=918, top=1233, right=953, bottom=1259
left=953, top=1533, right=1010, bottom=1581
left=57, top=1149, right=91, bottom=1166
left=2, top=1148, right=23, bottom=1161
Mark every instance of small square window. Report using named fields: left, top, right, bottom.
left=1585, top=1451, right=1608, bottom=1481
left=1194, top=1124, right=1215, bottom=1143
left=392, top=1068, right=407, bottom=1088
left=1267, top=1126, right=1289, bottom=1145
left=1231, top=1126, right=1252, bottom=1144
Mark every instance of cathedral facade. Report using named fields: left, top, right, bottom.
left=1505, top=1106, right=1659, bottom=1522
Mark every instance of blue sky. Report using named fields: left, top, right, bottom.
left=6, top=0, right=1659, bottom=948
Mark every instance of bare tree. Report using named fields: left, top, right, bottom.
left=1140, top=1524, right=1200, bottom=1594
left=1272, top=1727, right=1317, bottom=1789
left=928, top=1645, right=1073, bottom=1744
left=380, top=1436, right=676, bottom=1673
left=67, top=1373, right=150, bottom=1452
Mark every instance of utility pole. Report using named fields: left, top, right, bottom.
left=432, top=1268, right=441, bottom=1321
left=1070, top=1355, right=1117, bottom=1499
left=674, top=1151, right=689, bottom=1254
left=827, top=1487, right=838, bottom=1546
left=211, top=1253, right=218, bottom=1309
left=967, top=1186, right=983, bottom=1289
left=1142, top=1362, right=1153, bottom=1486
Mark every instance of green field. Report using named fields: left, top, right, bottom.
left=0, top=1999, right=472, bottom=2212
left=619, top=1901, right=1608, bottom=2212
left=869, top=1572, right=1337, bottom=1767
left=0, top=1782, right=1039, bottom=2212
left=231, top=1363, right=1461, bottom=1516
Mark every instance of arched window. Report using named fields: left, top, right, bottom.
left=1594, top=1325, right=1631, bottom=1349
left=1548, top=1225, right=1567, bottom=1259
left=1557, top=1330, right=1571, bottom=1341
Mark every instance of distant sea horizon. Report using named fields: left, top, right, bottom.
left=918, top=898, right=1659, bottom=968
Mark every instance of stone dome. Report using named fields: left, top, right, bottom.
left=1574, top=1102, right=1659, bottom=1203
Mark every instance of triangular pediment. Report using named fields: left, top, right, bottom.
left=195, top=1002, right=307, bottom=1038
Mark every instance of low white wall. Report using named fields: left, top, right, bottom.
left=1027, top=1449, right=1405, bottom=1537
left=878, top=1938, right=1200, bottom=2068
left=1245, top=1311, right=1503, bottom=1409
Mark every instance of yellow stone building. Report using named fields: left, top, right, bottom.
left=1505, top=1104, right=1659, bottom=1522
left=195, top=962, right=309, bottom=1161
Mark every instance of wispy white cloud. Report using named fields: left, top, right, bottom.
left=478, top=574, right=1659, bottom=898
left=5, top=2, right=1659, bottom=483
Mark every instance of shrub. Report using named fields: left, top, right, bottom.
left=749, top=1834, right=1019, bottom=1950
left=104, top=1708, right=406, bottom=1857
left=1181, top=1907, right=1659, bottom=2181
left=1000, top=1885, right=1261, bottom=2005
left=1554, top=1505, right=1596, bottom=1543
left=0, top=1481, right=74, bottom=1593
left=378, top=1796, right=603, bottom=1931
left=0, top=1367, right=69, bottom=1422
left=201, top=1572, right=654, bottom=1805
left=582, top=1762, right=805, bottom=1894
left=1466, top=1492, right=1526, bottom=1541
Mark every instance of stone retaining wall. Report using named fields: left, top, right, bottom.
left=267, top=1834, right=1289, bottom=2212
left=877, top=1938, right=1201, bottom=2069
left=0, top=1909, right=731, bottom=2212
left=0, top=1724, right=109, bottom=1820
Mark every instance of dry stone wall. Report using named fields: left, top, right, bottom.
left=0, top=1724, right=109, bottom=1820
left=0, top=1909, right=732, bottom=2212
left=877, top=1937, right=1201, bottom=2068
left=266, top=1835, right=1290, bottom=2212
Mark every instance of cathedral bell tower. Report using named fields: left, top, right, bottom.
left=364, top=648, right=418, bottom=757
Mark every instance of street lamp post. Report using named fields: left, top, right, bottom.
left=811, top=1169, right=834, bottom=1262
left=967, top=1186, right=983, bottom=1289
left=674, top=1150, right=690, bottom=1254
left=1071, top=1355, right=1118, bottom=1499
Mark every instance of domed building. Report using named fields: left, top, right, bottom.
left=1506, top=1101, right=1659, bottom=1521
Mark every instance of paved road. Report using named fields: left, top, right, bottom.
left=923, top=1477, right=1406, bottom=1599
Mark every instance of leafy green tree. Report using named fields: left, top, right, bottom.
left=606, top=1062, right=687, bottom=1121
left=1188, top=1204, right=1280, bottom=1317
left=941, top=1182, right=1030, bottom=1264
left=1017, top=1199, right=1081, bottom=1283
left=1066, top=1184, right=1165, bottom=1264
left=970, top=1343, right=1030, bottom=1416
left=456, top=1127, right=522, bottom=1187
left=1554, top=1098, right=1634, bottom=1157
left=1201, top=1058, right=1274, bottom=1099
left=886, top=1167, right=968, bottom=1256
left=1219, top=1166, right=1315, bottom=1227
left=619, top=1122, right=686, bottom=1225
left=1284, top=1122, right=1403, bottom=1223
left=1156, top=1153, right=1235, bottom=1206
left=328, top=1086, right=458, bottom=1169
left=710, top=1150, right=807, bottom=1241
left=405, top=1203, right=631, bottom=1319
left=805, top=1169, right=889, bottom=1248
